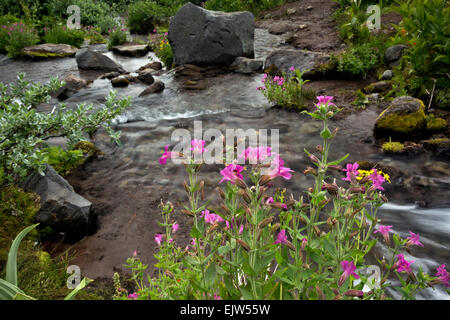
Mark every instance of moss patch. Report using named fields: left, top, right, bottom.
left=382, top=141, right=405, bottom=153
left=19, top=51, right=75, bottom=59
left=426, top=117, right=447, bottom=132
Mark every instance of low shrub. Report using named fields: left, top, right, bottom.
left=82, top=26, right=105, bottom=44
left=43, top=24, right=84, bottom=48
left=258, top=67, right=314, bottom=110
left=107, top=27, right=128, bottom=50
left=149, top=28, right=173, bottom=68
left=332, top=43, right=380, bottom=78
left=0, top=21, right=39, bottom=57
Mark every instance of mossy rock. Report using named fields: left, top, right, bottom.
left=421, top=137, right=450, bottom=157
left=364, top=81, right=393, bottom=94
left=382, top=141, right=405, bottom=154
left=74, top=140, right=102, bottom=160
left=20, top=44, right=78, bottom=59
left=374, top=96, right=426, bottom=140
left=426, top=117, right=448, bottom=132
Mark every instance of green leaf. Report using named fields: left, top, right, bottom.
left=64, top=277, right=93, bottom=300
left=190, top=225, right=203, bottom=239
left=320, top=127, right=332, bottom=140
left=204, top=263, right=217, bottom=287
left=0, top=278, right=27, bottom=300
left=239, top=286, right=254, bottom=300
left=328, top=153, right=349, bottom=166
left=6, top=224, right=39, bottom=286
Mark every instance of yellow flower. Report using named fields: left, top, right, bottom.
left=356, top=169, right=390, bottom=183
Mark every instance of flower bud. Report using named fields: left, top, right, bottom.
left=184, top=180, right=190, bottom=193
left=316, top=144, right=323, bottom=153
left=235, top=178, right=247, bottom=189
left=309, top=154, right=320, bottom=163
left=258, top=216, right=274, bottom=230
left=182, top=209, right=194, bottom=217
left=217, top=187, right=226, bottom=200
left=237, top=239, right=251, bottom=252
left=285, top=240, right=296, bottom=251
left=343, top=290, right=364, bottom=298
left=328, top=165, right=343, bottom=171
left=349, top=186, right=366, bottom=194
left=270, top=223, right=281, bottom=235
left=199, top=180, right=205, bottom=200
left=239, top=189, right=252, bottom=204
left=322, top=183, right=338, bottom=196
left=258, top=175, right=272, bottom=186
left=304, top=167, right=317, bottom=176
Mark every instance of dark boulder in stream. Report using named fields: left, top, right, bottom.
left=168, top=2, right=255, bottom=66
left=21, top=165, right=96, bottom=240
left=76, top=48, right=125, bottom=73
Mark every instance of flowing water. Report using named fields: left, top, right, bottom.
left=0, top=29, right=448, bottom=299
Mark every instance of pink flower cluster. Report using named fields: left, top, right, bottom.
left=201, top=210, right=224, bottom=224
left=239, top=146, right=272, bottom=164
left=394, top=254, right=414, bottom=273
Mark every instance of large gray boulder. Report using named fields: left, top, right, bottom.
left=21, top=165, right=95, bottom=239
left=264, top=49, right=330, bottom=75
left=76, top=48, right=125, bottom=73
left=168, top=2, right=255, bottom=66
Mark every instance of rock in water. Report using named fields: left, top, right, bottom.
left=168, top=2, right=254, bottom=66
left=21, top=43, right=78, bottom=58
left=264, top=49, right=330, bottom=75
left=112, top=43, right=149, bottom=57
left=55, top=74, right=90, bottom=101
left=76, top=48, right=125, bottom=73
left=374, top=96, right=426, bottom=140
left=230, top=57, right=263, bottom=74
left=139, top=81, right=165, bottom=96
left=21, top=165, right=95, bottom=240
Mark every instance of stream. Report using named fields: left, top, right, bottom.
left=0, top=28, right=448, bottom=300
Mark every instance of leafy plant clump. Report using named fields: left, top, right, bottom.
left=114, top=96, right=450, bottom=300
left=107, top=26, right=128, bottom=50
left=0, top=21, right=39, bottom=57
left=149, top=28, right=173, bottom=69
left=43, top=24, right=84, bottom=48
left=258, top=67, right=315, bottom=110
left=332, top=43, right=380, bottom=78
left=0, top=72, right=131, bottom=185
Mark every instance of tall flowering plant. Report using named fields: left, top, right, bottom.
left=149, top=28, right=173, bottom=69
left=116, top=96, right=450, bottom=300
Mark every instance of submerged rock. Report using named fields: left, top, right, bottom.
left=230, top=57, right=263, bottom=74
left=20, top=165, right=95, bottom=240
left=76, top=48, right=125, bottom=73
left=21, top=43, right=78, bottom=58
left=112, top=43, right=149, bottom=57
left=374, top=96, right=426, bottom=140
left=139, top=80, right=165, bottom=96
left=168, top=2, right=255, bottom=66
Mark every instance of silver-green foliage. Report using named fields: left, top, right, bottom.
left=0, top=72, right=131, bottom=184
